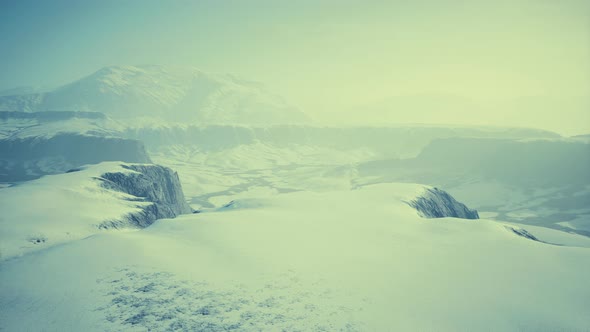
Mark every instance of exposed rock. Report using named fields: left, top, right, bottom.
left=97, top=164, right=193, bottom=228
left=506, top=226, right=540, bottom=241
left=0, top=162, right=193, bottom=259
left=406, top=187, right=479, bottom=219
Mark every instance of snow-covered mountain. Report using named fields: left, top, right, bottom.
left=0, top=65, right=310, bottom=125
left=1, top=65, right=588, bottom=331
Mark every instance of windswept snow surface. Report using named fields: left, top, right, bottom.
left=0, top=162, right=190, bottom=259
left=1, top=183, right=589, bottom=331
left=0, top=65, right=588, bottom=331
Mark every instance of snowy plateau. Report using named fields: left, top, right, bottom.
left=0, top=66, right=589, bottom=331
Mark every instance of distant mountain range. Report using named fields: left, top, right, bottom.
left=0, top=65, right=310, bottom=126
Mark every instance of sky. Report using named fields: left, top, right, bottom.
left=0, top=0, right=589, bottom=135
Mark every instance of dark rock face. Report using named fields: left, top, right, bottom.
left=504, top=226, right=559, bottom=245
left=505, top=227, right=540, bottom=242
left=0, top=134, right=151, bottom=182
left=406, top=187, right=479, bottom=219
left=97, top=164, right=193, bottom=228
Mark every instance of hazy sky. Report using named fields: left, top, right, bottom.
left=1, top=0, right=589, bottom=134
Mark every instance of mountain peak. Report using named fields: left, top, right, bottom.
left=0, top=65, right=310, bottom=125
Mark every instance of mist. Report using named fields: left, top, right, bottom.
left=1, top=0, right=589, bottom=134
left=1, top=1, right=590, bottom=331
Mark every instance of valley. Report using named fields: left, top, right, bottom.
left=0, top=65, right=589, bottom=331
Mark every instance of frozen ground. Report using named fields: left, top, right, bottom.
left=0, top=162, right=190, bottom=259
left=0, top=111, right=588, bottom=331
left=1, top=181, right=590, bottom=331
left=1, top=63, right=588, bottom=330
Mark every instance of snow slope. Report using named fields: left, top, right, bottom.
left=357, top=137, right=590, bottom=235
left=1, top=183, right=589, bottom=331
left=0, top=162, right=191, bottom=259
left=0, top=65, right=310, bottom=125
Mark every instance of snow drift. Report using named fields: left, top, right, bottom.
left=0, top=162, right=191, bottom=259
left=1, top=183, right=589, bottom=331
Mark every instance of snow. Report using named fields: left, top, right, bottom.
left=0, top=65, right=588, bottom=330
left=0, top=65, right=310, bottom=126
left=505, top=222, right=590, bottom=248
left=0, top=162, right=189, bottom=260
left=355, top=137, right=590, bottom=235
left=0, top=133, right=588, bottom=330
left=1, top=183, right=589, bottom=331
left=0, top=112, right=151, bottom=182
left=0, top=111, right=122, bottom=140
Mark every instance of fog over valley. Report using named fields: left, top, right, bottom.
left=1, top=1, right=589, bottom=331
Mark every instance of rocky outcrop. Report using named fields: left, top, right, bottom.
left=406, top=187, right=479, bottom=219
left=0, top=162, right=193, bottom=259
left=96, top=164, right=193, bottom=228
left=505, top=226, right=541, bottom=242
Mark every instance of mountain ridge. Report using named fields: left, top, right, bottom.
left=0, top=65, right=310, bottom=126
